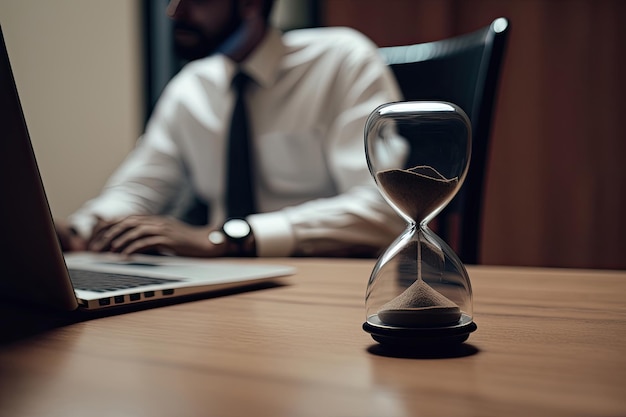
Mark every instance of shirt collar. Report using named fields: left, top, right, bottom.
left=238, top=27, right=284, bottom=89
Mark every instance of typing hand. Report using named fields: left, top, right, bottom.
left=88, top=215, right=226, bottom=257
left=55, top=219, right=87, bottom=252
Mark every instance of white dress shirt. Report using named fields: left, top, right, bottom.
left=70, top=26, right=406, bottom=256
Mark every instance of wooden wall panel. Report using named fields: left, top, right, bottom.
left=324, top=0, right=626, bottom=269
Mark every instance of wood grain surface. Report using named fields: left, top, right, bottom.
left=1, top=259, right=625, bottom=417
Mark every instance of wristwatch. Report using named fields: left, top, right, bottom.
left=208, top=218, right=255, bottom=257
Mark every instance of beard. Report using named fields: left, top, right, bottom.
left=172, top=8, right=242, bottom=61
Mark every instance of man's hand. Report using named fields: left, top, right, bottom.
left=55, top=219, right=87, bottom=252
left=87, top=215, right=226, bottom=257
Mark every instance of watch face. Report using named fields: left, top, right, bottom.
left=223, top=219, right=251, bottom=239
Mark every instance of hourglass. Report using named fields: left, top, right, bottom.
left=363, top=101, right=477, bottom=347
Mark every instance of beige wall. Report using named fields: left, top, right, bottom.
left=0, top=1, right=142, bottom=218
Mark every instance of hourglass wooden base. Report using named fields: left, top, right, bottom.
left=363, top=314, right=477, bottom=347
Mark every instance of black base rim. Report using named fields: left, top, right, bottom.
left=363, top=313, right=477, bottom=347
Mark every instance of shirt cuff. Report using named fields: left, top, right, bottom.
left=247, top=211, right=295, bottom=257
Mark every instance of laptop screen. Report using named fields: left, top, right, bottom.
left=0, top=26, right=89, bottom=310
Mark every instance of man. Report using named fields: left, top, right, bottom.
left=56, top=0, right=405, bottom=258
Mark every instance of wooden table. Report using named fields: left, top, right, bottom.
left=1, top=259, right=625, bottom=417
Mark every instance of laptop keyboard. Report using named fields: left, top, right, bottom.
left=68, top=269, right=180, bottom=293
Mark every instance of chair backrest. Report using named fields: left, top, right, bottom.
left=379, top=17, right=510, bottom=264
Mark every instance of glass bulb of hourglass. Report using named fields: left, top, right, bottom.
left=375, top=165, right=458, bottom=225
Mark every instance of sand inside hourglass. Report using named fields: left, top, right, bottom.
left=376, top=165, right=458, bottom=223
left=375, top=165, right=461, bottom=327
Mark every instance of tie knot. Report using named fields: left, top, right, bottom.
left=231, top=71, right=250, bottom=93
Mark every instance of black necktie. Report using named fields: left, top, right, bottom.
left=226, top=71, right=257, bottom=218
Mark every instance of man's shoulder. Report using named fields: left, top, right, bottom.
left=151, top=54, right=229, bottom=115
left=283, top=26, right=378, bottom=54
left=284, top=26, right=371, bottom=42
left=165, top=55, right=228, bottom=92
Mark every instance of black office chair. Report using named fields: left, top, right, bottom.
left=379, top=17, right=510, bottom=265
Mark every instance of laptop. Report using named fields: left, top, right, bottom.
left=0, top=25, right=294, bottom=312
